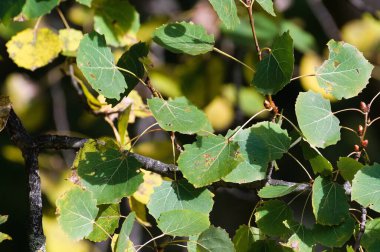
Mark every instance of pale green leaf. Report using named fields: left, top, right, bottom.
left=233, top=225, right=263, bottom=252
left=153, top=21, right=215, bottom=55
left=87, top=204, right=120, bottom=242
left=197, top=226, right=235, bottom=252
left=295, top=91, right=341, bottom=148
left=56, top=187, right=99, bottom=240
left=208, top=0, right=240, bottom=30
left=352, top=163, right=380, bottom=212
left=337, top=157, right=363, bottom=182
left=223, top=161, right=266, bottom=183
left=77, top=32, right=126, bottom=100
left=76, top=0, right=92, bottom=7
left=22, top=0, right=59, bottom=18
left=313, top=216, right=355, bottom=247
left=77, top=149, right=144, bottom=204
left=312, top=176, right=349, bottom=225
left=256, top=0, right=276, bottom=16
left=362, top=218, right=380, bottom=252
left=284, top=222, right=314, bottom=252
left=147, top=180, right=213, bottom=219
left=178, top=135, right=240, bottom=187
left=148, top=97, right=212, bottom=135
left=316, top=40, right=374, bottom=99
left=114, top=212, right=136, bottom=252
left=258, top=185, right=299, bottom=198
left=253, top=31, right=294, bottom=95
left=301, top=141, right=333, bottom=176
left=157, top=209, right=210, bottom=236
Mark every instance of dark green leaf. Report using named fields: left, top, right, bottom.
left=313, top=216, right=355, bottom=247
left=22, top=0, right=59, bottom=18
left=153, top=21, right=215, bottom=55
left=87, top=204, right=120, bottom=242
left=253, top=31, right=294, bottom=95
left=258, top=185, right=299, bottom=198
left=0, top=0, right=25, bottom=23
left=301, top=141, right=333, bottom=176
left=114, top=212, right=136, bottom=252
left=208, top=0, right=239, bottom=30
left=362, top=218, right=380, bottom=252
left=233, top=225, right=263, bottom=252
left=337, top=157, right=363, bottom=182
left=285, top=222, right=314, bottom=252
left=197, top=226, right=235, bottom=252
left=250, top=240, right=293, bottom=252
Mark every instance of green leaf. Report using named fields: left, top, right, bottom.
left=253, top=31, right=294, bottom=95
left=178, top=135, right=240, bottom=187
left=117, top=42, right=149, bottom=96
left=0, top=215, right=11, bottom=242
left=352, top=163, right=380, bottom=212
left=77, top=32, right=127, bottom=100
left=313, top=216, right=355, bottom=247
left=295, top=91, right=341, bottom=148
left=114, top=212, right=136, bottom=252
left=256, top=0, right=276, bottom=16
left=250, top=240, right=292, bottom=251
left=223, top=161, right=266, bottom=183
left=148, top=97, right=212, bottom=135
left=255, top=199, right=293, bottom=237
left=301, top=141, right=333, bottom=176
left=362, top=218, right=380, bottom=252
left=284, top=222, right=314, bottom=252
left=153, top=21, right=215, bottom=55
left=93, top=0, right=140, bottom=47
left=197, top=226, right=235, bottom=252
left=337, top=157, right=363, bottom=182
left=147, top=180, right=214, bottom=219
left=157, top=209, right=210, bottom=236
left=77, top=149, right=144, bottom=204
left=233, top=225, right=263, bottom=252
left=0, top=215, right=7, bottom=225
left=22, top=0, right=59, bottom=18
left=76, top=0, right=92, bottom=7
left=208, top=0, right=239, bottom=30
left=258, top=185, right=299, bottom=198
left=312, top=176, right=349, bottom=225
left=0, top=0, right=25, bottom=23
left=87, top=204, right=120, bottom=242
left=56, top=187, right=99, bottom=240
left=316, top=40, right=374, bottom=100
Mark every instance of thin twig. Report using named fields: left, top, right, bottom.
left=290, top=74, right=316, bottom=82
left=213, top=47, right=255, bottom=72
left=333, top=108, right=365, bottom=115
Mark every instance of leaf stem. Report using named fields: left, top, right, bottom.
left=116, top=66, right=149, bottom=87
left=213, top=47, right=255, bottom=72
left=341, top=126, right=359, bottom=136
left=279, top=114, right=303, bottom=137
left=287, top=152, right=313, bottom=181
left=368, top=91, right=380, bottom=109
left=290, top=74, right=316, bottom=82
left=127, top=122, right=159, bottom=152
left=135, top=233, right=165, bottom=252
left=333, top=108, right=365, bottom=115
left=56, top=8, right=70, bottom=29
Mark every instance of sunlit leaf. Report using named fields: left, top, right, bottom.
left=362, top=218, right=380, bottom=252
left=312, top=176, right=349, bottom=225
left=313, top=216, right=355, bottom=247
left=153, top=21, right=215, bottom=55
left=77, top=149, right=143, bottom=204
left=253, top=31, right=294, bottom=95
left=295, top=91, right=341, bottom=148
left=256, top=0, right=276, bottom=16
left=56, top=187, right=98, bottom=240
left=114, top=212, right=136, bottom=252
left=77, top=32, right=127, bottom=99
left=0, top=96, right=11, bottom=132
left=58, top=28, right=83, bottom=57
left=178, top=135, right=240, bottom=187
left=147, top=180, right=214, bottom=219
left=22, top=0, right=59, bottom=18
left=6, top=28, right=62, bottom=70
left=86, top=204, right=120, bottom=242
left=157, top=209, right=210, bottom=236
left=258, top=185, right=299, bottom=198
left=315, top=40, right=374, bottom=99
left=208, top=0, right=239, bottom=30
left=352, top=163, right=380, bottom=212
left=337, top=157, right=363, bottom=182
left=197, top=226, right=235, bottom=252
left=148, top=97, right=212, bottom=134
left=233, top=225, right=263, bottom=252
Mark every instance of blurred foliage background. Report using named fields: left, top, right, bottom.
left=0, top=0, right=380, bottom=251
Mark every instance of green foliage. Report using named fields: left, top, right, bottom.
left=258, top=184, right=298, bottom=198
left=301, top=141, right=333, bottom=175
left=233, top=225, right=263, bottom=251
left=0, top=0, right=25, bottom=23
left=22, top=0, right=59, bottom=18
left=114, top=212, right=136, bottom=252
left=0, top=215, right=11, bottom=243
left=208, top=0, right=239, bottom=30
left=337, top=157, right=363, bottom=181
left=313, top=216, right=355, bottom=247
left=256, top=0, right=276, bottom=16
left=196, top=226, right=235, bottom=252
left=362, top=218, right=380, bottom=251
left=86, top=204, right=120, bottom=242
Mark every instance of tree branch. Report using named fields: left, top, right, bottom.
left=354, top=207, right=367, bottom=251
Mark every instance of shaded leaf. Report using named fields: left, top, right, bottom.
left=258, top=185, right=299, bottom=198
left=0, top=0, right=25, bottom=23
left=233, top=225, right=263, bottom=252
left=253, top=31, right=294, bottom=95
left=362, top=218, right=380, bottom=252
left=352, top=163, right=380, bottom=212
left=208, top=0, right=239, bottom=30
left=153, top=21, right=215, bottom=55
left=301, top=141, right=333, bottom=176
left=313, top=216, right=355, bottom=247
left=77, top=149, right=143, bottom=204
left=6, top=28, right=62, bottom=70
left=337, top=157, right=363, bottom=182
left=157, top=209, right=210, bottom=236
left=56, top=187, right=99, bottom=240
left=59, top=28, right=83, bottom=57
left=250, top=240, right=292, bottom=251
left=114, top=212, right=136, bottom=252
left=256, top=0, right=276, bottom=16
left=178, top=135, right=240, bottom=187
left=22, top=0, right=59, bottom=18
left=284, top=222, right=314, bottom=252
left=197, top=226, right=235, bottom=252
left=77, top=32, right=126, bottom=99
left=316, top=40, right=374, bottom=99
left=87, top=204, right=120, bottom=242
left=295, top=91, right=341, bottom=148
left=0, top=96, right=11, bottom=132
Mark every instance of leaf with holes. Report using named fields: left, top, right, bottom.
left=315, top=40, right=374, bottom=99
left=147, top=179, right=213, bottom=219
left=208, top=0, right=239, bottom=30
left=86, top=204, right=120, bottom=242
left=256, top=0, right=276, bottom=16
left=352, top=163, right=380, bottom=212
left=77, top=148, right=143, bottom=204
left=258, top=184, right=299, bottom=198
left=178, top=135, right=240, bottom=187
left=313, top=216, right=355, bottom=247
left=148, top=97, right=212, bottom=134
left=253, top=31, right=294, bottom=95
left=197, top=226, right=235, bottom=252
left=337, top=157, right=363, bottom=182
left=56, top=187, right=99, bottom=240
left=77, top=32, right=126, bottom=100
left=157, top=209, right=210, bottom=236
left=295, top=91, right=341, bottom=148
left=153, top=21, right=215, bottom=55
left=114, top=212, right=136, bottom=252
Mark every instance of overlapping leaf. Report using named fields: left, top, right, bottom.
left=56, top=187, right=99, bottom=240
left=315, top=40, right=374, bottom=99
left=362, top=218, right=380, bottom=252
left=76, top=0, right=92, bottom=7
left=258, top=185, right=299, bottom=198
left=352, top=163, right=380, bottom=212
left=86, top=204, right=120, bottom=242
left=22, top=0, right=59, bottom=18
left=153, top=21, right=215, bottom=55
left=178, top=135, right=240, bottom=187
left=77, top=148, right=143, bottom=204
left=313, top=216, right=355, bottom=247
left=59, top=28, right=83, bottom=57
left=253, top=31, right=294, bottom=95
left=77, top=32, right=126, bottom=99
left=208, top=0, right=239, bottom=30
left=196, top=226, right=235, bottom=252
left=114, top=212, right=136, bottom=252
left=301, top=141, right=333, bottom=175
left=233, top=225, right=263, bottom=252
left=284, top=222, right=314, bottom=252
left=295, top=91, right=341, bottom=148
left=337, top=157, right=363, bottom=181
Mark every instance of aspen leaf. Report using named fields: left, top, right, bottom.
left=197, top=226, right=235, bottom=252
left=86, top=204, right=120, bottom=242
left=313, top=216, right=355, bottom=247
left=22, top=0, right=59, bottom=18
left=208, top=0, right=240, bottom=30
left=6, top=28, right=62, bottom=70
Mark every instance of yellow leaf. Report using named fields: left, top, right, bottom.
left=59, top=28, right=83, bottom=57
left=128, top=196, right=151, bottom=226
left=6, top=28, right=62, bottom=70
left=0, top=96, right=11, bottom=132
left=133, top=170, right=162, bottom=205
left=204, top=96, right=234, bottom=131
